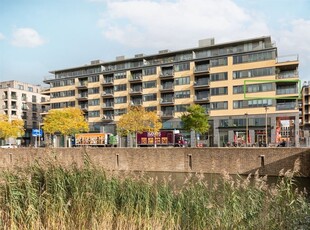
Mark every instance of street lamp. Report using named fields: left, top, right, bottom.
left=264, top=106, right=269, bottom=147
left=245, top=112, right=248, bottom=147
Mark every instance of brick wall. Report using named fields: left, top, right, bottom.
left=0, top=147, right=309, bottom=177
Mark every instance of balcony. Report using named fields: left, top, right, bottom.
left=160, top=83, right=174, bottom=92
left=194, top=95, right=210, bottom=103
left=76, top=93, right=88, bottom=101
left=102, top=103, right=114, bottom=109
left=76, top=81, right=88, bottom=89
left=160, top=111, right=175, bottom=118
left=276, top=70, right=299, bottom=79
left=194, top=79, right=210, bottom=88
left=79, top=104, right=88, bottom=111
left=130, top=87, right=143, bottom=95
left=101, top=91, right=114, bottom=97
left=102, top=115, right=114, bottom=121
left=102, top=78, right=114, bottom=85
left=160, top=97, right=174, bottom=105
left=276, top=102, right=297, bottom=111
left=194, top=64, right=210, bottom=74
left=129, top=73, right=143, bottom=82
left=276, top=88, right=298, bottom=95
left=160, top=70, right=174, bottom=78
left=130, top=99, right=143, bottom=106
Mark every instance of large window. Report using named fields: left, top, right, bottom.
left=233, top=50, right=275, bottom=64
left=210, top=57, right=227, bottom=67
left=233, top=99, right=273, bottom=109
left=175, top=90, right=190, bottom=98
left=88, top=87, right=99, bottom=94
left=175, top=104, right=189, bottom=112
left=115, top=109, right=127, bottom=116
left=174, top=62, right=190, bottom=72
left=88, top=75, right=99, bottom=82
left=211, top=87, right=228, bottom=96
left=89, top=110, right=100, bottom=117
left=114, top=72, right=127, bottom=79
left=210, top=72, right=228, bottom=81
left=114, top=96, right=127, bottom=104
left=143, top=80, right=156, bottom=89
left=233, top=67, right=275, bottom=79
left=211, top=101, right=228, bottom=110
left=143, top=93, right=157, bottom=101
left=233, top=83, right=273, bottom=94
left=175, top=76, right=190, bottom=85
left=89, top=99, right=100, bottom=106
left=114, top=84, right=127, bottom=92
left=51, top=90, right=75, bottom=98
left=143, top=67, right=157, bottom=75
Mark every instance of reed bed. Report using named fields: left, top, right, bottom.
left=0, top=159, right=309, bottom=229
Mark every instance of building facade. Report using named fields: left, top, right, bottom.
left=44, top=36, right=300, bottom=147
left=0, top=80, right=50, bottom=146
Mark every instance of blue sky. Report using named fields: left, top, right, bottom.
left=0, top=0, right=309, bottom=85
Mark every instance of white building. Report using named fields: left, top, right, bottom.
left=0, top=80, right=50, bottom=146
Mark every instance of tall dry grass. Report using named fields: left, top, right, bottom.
left=0, top=158, right=309, bottom=229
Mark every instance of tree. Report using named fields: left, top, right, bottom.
left=0, top=114, right=25, bottom=141
left=43, top=108, right=89, bottom=147
left=117, top=106, right=162, bottom=147
left=181, top=104, right=209, bottom=147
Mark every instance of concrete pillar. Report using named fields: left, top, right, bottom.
left=295, top=114, right=300, bottom=147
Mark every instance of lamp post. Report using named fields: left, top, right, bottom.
left=245, top=112, right=248, bottom=147
left=264, top=106, right=269, bottom=147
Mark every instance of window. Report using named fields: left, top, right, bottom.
left=211, top=87, right=228, bottom=95
left=88, top=75, right=99, bottom=82
left=89, top=110, right=100, bottom=117
left=115, top=109, right=127, bottom=116
left=114, top=96, right=127, bottom=104
left=88, top=87, right=99, bottom=94
left=211, top=101, right=228, bottom=110
left=210, top=72, right=228, bottom=81
left=143, top=67, right=157, bottom=75
left=28, top=87, right=33, bottom=92
left=175, top=76, right=190, bottom=85
left=175, top=90, right=190, bottom=98
left=145, top=106, right=157, bottom=112
left=233, top=99, right=273, bottom=108
left=89, top=99, right=100, bottom=106
left=32, top=95, right=37, bottom=103
left=51, top=90, right=75, bottom=98
left=18, top=84, right=24, bottom=90
left=114, top=72, right=127, bottom=79
left=175, top=104, right=189, bottom=112
left=114, top=84, right=127, bottom=92
left=143, top=93, right=157, bottom=101
left=233, top=50, right=275, bottom=64
left=174, top=62, right=190, bottom=72
left=210, top=57, right=227, bottom=67
left=143, top=80, right=156, bottom=89
left=233, top=67, right=275, bottom=79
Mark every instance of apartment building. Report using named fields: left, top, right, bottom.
left=300, top=81, right=310, bottom=145
left=0, top=80, right=50, bottom=146
left=43, top=36, right=300, bottom=147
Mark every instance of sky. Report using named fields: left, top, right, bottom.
left=0, top=0, right=309, bottom=86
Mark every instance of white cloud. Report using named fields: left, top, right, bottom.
left=0, top=33, right=5, bottom=40
left=11, top=28, right=45, bottom=48
left=275, top=19, right=310, bottom=81
left=97, top=0, right=270, bottom=49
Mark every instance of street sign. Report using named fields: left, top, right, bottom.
left=32, top=129, right=43, bottom=137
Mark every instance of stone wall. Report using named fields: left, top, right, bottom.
left=0, top=147, right=309, bottom=177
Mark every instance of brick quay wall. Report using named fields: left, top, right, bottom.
left=0, top=147, right=309, bottom=177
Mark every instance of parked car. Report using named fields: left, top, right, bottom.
left=0, top=143, right=18, bottom=148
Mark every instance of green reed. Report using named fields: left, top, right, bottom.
left=0, top=160, right=309, bottom=230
